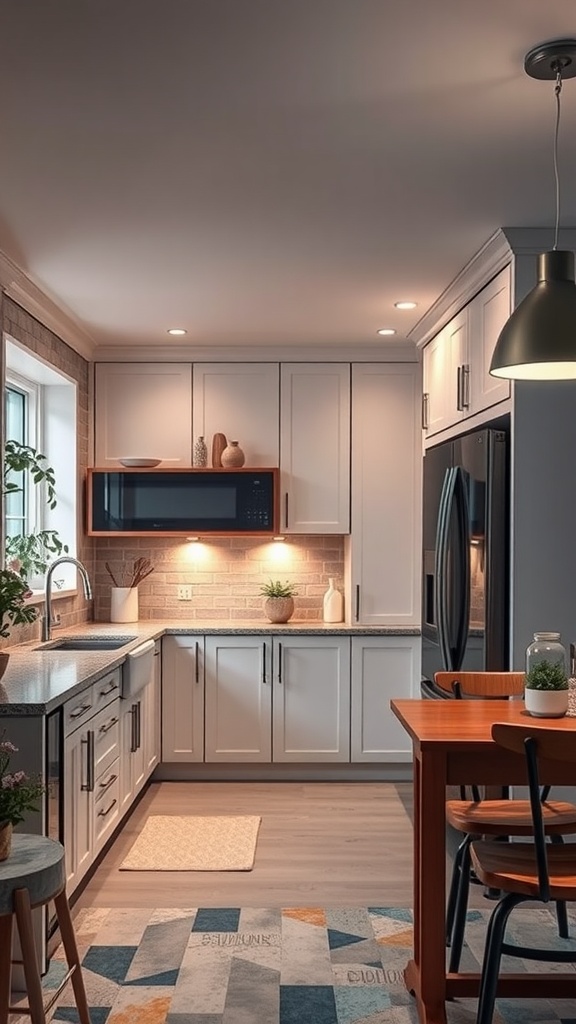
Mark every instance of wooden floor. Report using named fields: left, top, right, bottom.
left=76, top=779, right=487, bottom=910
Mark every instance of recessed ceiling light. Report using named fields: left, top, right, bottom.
left=377, top=328, right=396, bottom=336
left=167, top=328, right=187, bottom=336
left=394, top=301, right=417, bottom=310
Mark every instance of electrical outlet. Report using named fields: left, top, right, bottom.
left=178, top=585, right=192, bottom=601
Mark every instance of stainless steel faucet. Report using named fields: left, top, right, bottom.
left=42, top=556, right=93, bottom=642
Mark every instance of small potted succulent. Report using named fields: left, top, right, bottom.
left=524, top=659, right=569, bottom=718
left=260, top=579, right=297, bottom=623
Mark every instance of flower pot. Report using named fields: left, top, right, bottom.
left=264, top=596, right=294, bottom=624
left=0, top=821, right=13, bottom=862
left=524, top=687, right=569, bottom=718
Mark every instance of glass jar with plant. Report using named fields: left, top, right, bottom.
left=260, top=579, right=297, bottom=624
left=525, top=631, right=569, bottom=717
left=4, top=440, right=69, bottom=582
left=0, top=734, right=46, bottom=859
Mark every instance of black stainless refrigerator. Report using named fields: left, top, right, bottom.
left=421, top=427, right=509, bottom=694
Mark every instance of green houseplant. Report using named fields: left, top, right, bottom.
left=525, top=633, right=569, bottom=718
left=4, top=440, right=68, bottom=580
left=260, top=579, right=297, bottom=624
left=0, top=735, right=46, bottom=860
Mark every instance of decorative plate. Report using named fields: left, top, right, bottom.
left=119, top=458, right=162, bottom=468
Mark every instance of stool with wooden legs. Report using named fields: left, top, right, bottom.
left=0, top=833, right=91, bottom=1024
left=435, top=670, right=576, bottom=971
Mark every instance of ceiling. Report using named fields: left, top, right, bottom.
left=1, top=0, right=576, bottom=357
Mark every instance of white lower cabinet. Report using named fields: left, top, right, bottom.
left=64, top=675, right=121, bottom=893
left=162, top=635, right=205, bottom=761
left=120, top=640, right=161, bottom=812
left=272, top=635, right=351, bottom=762
left=351, top=636, right=420, bottom=762
left=204, top=635, right=272, bottom=762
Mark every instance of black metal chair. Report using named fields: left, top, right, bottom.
left=471, top=721, right=576, bottom=1024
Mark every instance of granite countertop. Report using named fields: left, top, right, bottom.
left=0, top=619, right=421, bottom=715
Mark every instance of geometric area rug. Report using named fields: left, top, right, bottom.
left=26, top=905, right=576, bottom=1023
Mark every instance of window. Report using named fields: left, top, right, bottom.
left=4, top=338, right=77, bottom=593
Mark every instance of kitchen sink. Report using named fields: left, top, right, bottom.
left=35, top=635, right=138, bottom=652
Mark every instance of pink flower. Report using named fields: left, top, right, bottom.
left=0, top=741, right=17, bottom=754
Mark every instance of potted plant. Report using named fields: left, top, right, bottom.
left=4, top=440, right=69, bottom=582
left=524, top=659, right=569, bottom=718
left=0, top=735, right=46, bottom=860
left=260, top=579, right=297, bottom=623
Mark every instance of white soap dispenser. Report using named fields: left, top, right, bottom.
left=323, top=577, right=343, bottom=623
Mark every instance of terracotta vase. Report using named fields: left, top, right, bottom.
left=221, top=440, right=245, bottom=468
left=0, top=821, right=13, bottom=862
left=211, top=433, right=228, bottom=468
left=264, top=596, right=294, bottom=624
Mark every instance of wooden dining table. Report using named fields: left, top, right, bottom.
left=390, top=698, right=576, bottom=1024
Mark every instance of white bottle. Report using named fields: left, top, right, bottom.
left=323, top=577, right=343, bottom=623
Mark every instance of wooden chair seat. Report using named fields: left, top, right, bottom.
left=470, top=840, right=576, bottom=900
left=446, top=798, right=576, bottom=836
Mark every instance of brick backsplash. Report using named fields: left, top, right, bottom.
left=93, top=535, right=345, bottom=622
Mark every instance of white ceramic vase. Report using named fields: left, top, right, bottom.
left=524, top=687, right=568, bottom=718
left=323, top=578, right=343, bottom=623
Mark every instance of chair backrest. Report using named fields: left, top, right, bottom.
left=434, top=671, right=525, bottom=699
left=492, top=722, right=576, bottom=901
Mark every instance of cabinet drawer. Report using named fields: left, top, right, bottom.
left=93, top=670, right=122, bottom=713
left=64, top=688, right=95, bottom=736
left=94, top=758, right=120, bottom=849
left=92, top=700, right=121, bottom=778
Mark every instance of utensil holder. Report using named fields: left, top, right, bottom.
left=110, top=587, right=139, bottom=623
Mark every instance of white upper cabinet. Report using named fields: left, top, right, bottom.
left=280, top=363, right=350, bottom=533
left=193, top=363, right=279, bottom=467
left=468, top=265, right=511, bottom=413
left=94, top=363, right=193, bottom=466
left=422, top=265, right=511, bottom=438
left=349, top=362, right=421, bottom=626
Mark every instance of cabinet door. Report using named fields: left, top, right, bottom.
left=469, top=265, right=511, bottom=414
left=193, top=363, right=279, bottom=467
left=422, top=327, right=449, bottom=436
left=119, top=700, right=138, bottom=813
left=204, top=635, right=272, bottom=762
left=280, top=364, right=350, bottom=533
left=162, top=635, right=204, bottom=762
left=94, top=363, right=193, bottom=465
left=351, top=636, right=420, bottom=762
left=64, top=726, right=93, bottom=892
left=272, top=635, right=350, bottom=762
left=144, top=643, right=162, bottom=775
left=349, top=363, right=421, bottom=625
left=423, top=310, right=468, bottom=435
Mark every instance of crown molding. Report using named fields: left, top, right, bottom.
left=0, top=249, right=96, bottom=360
left=410, top=226, right=576, bottom=350
left=93, top=341, right=419, bottom=363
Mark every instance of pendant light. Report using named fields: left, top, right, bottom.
left=490, top=39, right=576, bottom=380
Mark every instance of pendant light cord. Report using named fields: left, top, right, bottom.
left=553, top=66, right=562, bottom=251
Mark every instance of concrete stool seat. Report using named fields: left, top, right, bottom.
left=0, top=834, right=91, bottom=1023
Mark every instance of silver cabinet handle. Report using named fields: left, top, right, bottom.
left=99, top=716, right=118, bottom=734
left=98, top=798, right=117, bottom=818
left=277, top=641, right=283, bottom=684
left=355, top=585, right=360, bottom=622
left=136, top=701, right=142, bottom=750
left=456, top=365, right=463, bottom=411
left=81, top=730, right=95, bottom=792
left=195, top=640, right=199, bottom=684
left=422, top=393, right=429, bottom=430
left=98, top=772, right=118, bottom=794
left=284, top=492, right=289, bottom=529
left=70, top=701, right=92, bottom=720
left=461, top=364, right=470, bottom=409
left=99, top=680, right=118, bottom=697
left=262, top=642, right=267, bottom=684
left=130, top=703, right=138, bottom=752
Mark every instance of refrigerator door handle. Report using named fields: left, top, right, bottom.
left=435, top=467, right=454, bottom=671
left=452, top=466, right=471, bottom=671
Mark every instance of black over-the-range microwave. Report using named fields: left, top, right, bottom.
left=87, top=468, right=280, bottom=536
